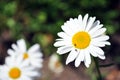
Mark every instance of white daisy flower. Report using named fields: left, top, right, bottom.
left=7, top=39, right=43, bottom=68
left=54, top=14, right=110, bottom=68
left=0, top=65, right=3, bottom=79
left=48, top=54, right=64, bottom=74
left=0, top=56, right=39, bottom=80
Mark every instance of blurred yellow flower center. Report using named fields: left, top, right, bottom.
left=55, top=61, right=61, bottom=68
left=23, top=53, right=29, bottom=59
left=72, top=31, right=91, bottom=49
left=9, top=67, right=21, bottom=79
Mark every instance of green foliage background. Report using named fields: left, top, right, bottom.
left=0, top=0, right=119, bottom=80
left=0, top=0, right=119, bottom=57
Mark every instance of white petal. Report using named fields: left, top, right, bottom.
left=75, top=50, right=84, bottom=67
left=85, top=17, right=96, bottom=31
left=78, top=15, right=82, bottom=24
left=0, top=75, right=9, bottom=80
left=29, top=52, right=43, bottom=58
left=92, top=46, right=104, bottom=55
left=88, top=20, right=100, bottom=31
left=66, top=18, right=76, bottom=32
left=20, top=76, right=32, bottom=80
left=54, top=40, right=71, bottom=47
left=31, top=60, right=42, bottom=68
left=16, top=55, right=24, bottom=65
left=28, top=44, right=40, bottom=53
left=91, top=41, right=105, bottom=47
left=56, top=38, right=64, bottom=41
left=24, top=71, right=39, bottom=77
left=57, top=32, right=70, bottom=39
left=84, top=50, right=91, bottom=68
left=78, top=15, right=84, bottom=30
left=98, top=55, right=106, bottom=60
left=5, top=57, right=14, bottom=66
left=92, top=20, right=100, bottom=28
left=17, top=39, right=26, bottom=52
left=89, top=24, right=103, bottom=35
left=88, top=46, right=98, bottom=57
left=104, top=41, right=111, bottom=45
left=88, top=45, right=106, bottom=60
left=66, top=49, right=79, bottom=65
left=85, top=62, right=90, bottom=68
left=61, top=23, right=74, bottom=36
left=82, top=14, right=89, bottom=30
left=20, top=59, right=29, bottom=68
left=11, top=43, right=18, bottom=51
left=23, top=66, right=35, bottom=71
left=92, top=35, right=109, bottom=42
left=57, top=46, right=72, bottom=54
left=33, top=58, right=43, bottom=63
left=70, top=18, right=81, bottom=33
left=91, top=40, right=110, bottom=47
left=7, top=49, right=15, bottom=56
left=91, top=28, right=106, bottom=38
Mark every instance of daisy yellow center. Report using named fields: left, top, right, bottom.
left=23, top=52, right=29, bottom=59
left=72, top=31, right=91, bottom=49
left=9, top=67, right=21, bottom=79
left=55, top=61, right=61, bottom=68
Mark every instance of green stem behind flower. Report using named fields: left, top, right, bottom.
left=99, top=63, right=114, bottom=67
left=93, top=57, right=102, bottom=80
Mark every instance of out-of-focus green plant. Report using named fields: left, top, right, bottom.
left=0, top=0, right=119, bottom=79
left=0, top=0, right=119, bottom=55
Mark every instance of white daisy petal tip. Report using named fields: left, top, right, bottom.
left=53, top=42, right=58, bottom=47
left=75, top=58, right=81, bottom=67
left=98, top=55, right=106, bottom=60
left=85, top=63, right=90, bottom=68
left=70, top=18, right=73, bottom=21
left=17, top=38, right=25, bottom=44
left=78, top=14, right=82, bottom=18
left=66, top=58, right=71, bottom=65
left=57, top=32, right=61, bottom=36
left=57, top=50, right=62, bottom=55
left=75, top=62, right=81, bottom=67
left=7, top=49, right=11, bottom=54
left=34, top=43, right=40, bottom=48
left=106, top=41, right=111, bottom=45
left=103, top=28, right=107, bottom=32
left=66, top=61, right=69, bottom=65
left=93, top=17, right=96, bottom=19
left=75, top=63, right=80, bottom=67
left=85, top=13, right=89, bottom=17
left=7, top=49, right=15, bottom=56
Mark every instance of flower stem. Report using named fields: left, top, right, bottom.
left=99, top=63, right=114, bottom=67
left=93, top=57, right=102, bottom=80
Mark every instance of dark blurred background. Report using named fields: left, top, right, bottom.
left=0, top=0, right=120, bottom=80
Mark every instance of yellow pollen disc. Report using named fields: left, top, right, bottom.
left=23, top=53, right=29, bottom=59
left=72, top=31, right=91, bottom=49
left=55, top=61, right=61, bottom=68
left=9, top=67, right=21, bottom=79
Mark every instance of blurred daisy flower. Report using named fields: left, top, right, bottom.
left=0, top=65, right=3, bottom=79
left=48, top=54, right=64, bottom=74
left=54, top=14, right=110, bottom=68
left=0, top=56, right=39, bottom=80
left=7, top=39, right=43, bottom=68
